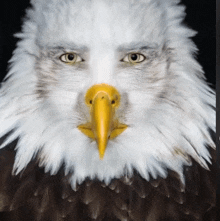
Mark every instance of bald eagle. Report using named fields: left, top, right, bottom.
left=0, top=0, right=216, bottom=220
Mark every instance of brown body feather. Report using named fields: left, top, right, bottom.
left=0, top=139, right=217, bottom=221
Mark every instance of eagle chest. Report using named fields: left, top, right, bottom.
left=0, top=149, right=216, bottom=221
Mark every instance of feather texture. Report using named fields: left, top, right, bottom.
left=0, top=0, right=215, bottom=187
left=0, top=142, right=217, bottom=221
left=0, top=0, right=217, bottom=220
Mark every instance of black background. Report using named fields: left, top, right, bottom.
left=0, top=0, right=218, bottom=201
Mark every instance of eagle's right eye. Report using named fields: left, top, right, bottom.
left=60, top=53, right=83, bottom=64
left=121, top=53, right=146, bottom=64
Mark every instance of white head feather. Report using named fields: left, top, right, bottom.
left=0, top=0, right=215, bottom=187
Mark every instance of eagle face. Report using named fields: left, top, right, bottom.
left=0, top=0, right=215, bottom=187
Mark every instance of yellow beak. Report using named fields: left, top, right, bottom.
left=78, top=84, right=127, bottom=159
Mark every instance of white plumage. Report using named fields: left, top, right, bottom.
left=0, top=1, right=216, bottom=220
left=0, top=0, right=215, bottom=187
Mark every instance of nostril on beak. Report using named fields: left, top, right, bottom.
left=90, top=100, right=92, bottom=104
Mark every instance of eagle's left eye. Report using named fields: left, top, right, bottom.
left=121, top=53, right=146, bottom=64
left=60, top=53, right=83, bottom=64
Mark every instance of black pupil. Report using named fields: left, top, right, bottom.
left=130, top=54, right=138, bottom=61
left=68, top=54, right=75, bottom=61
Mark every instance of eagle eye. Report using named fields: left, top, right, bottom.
left=122, top=53, right=146, bottom=64
left=60, top=53, right=83, bottom=64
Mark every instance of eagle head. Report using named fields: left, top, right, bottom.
left=0, top=0, right=215, bottom=188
